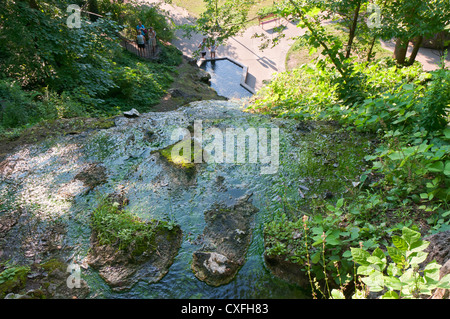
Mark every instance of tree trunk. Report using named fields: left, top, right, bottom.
left=366, top=36, right=377, bottom=62
left=407, top=35, right=423, bottom=66
left=393, top=38, right=409, bottom=65
left=287, top=0, right=346, bottom=78
left=346, top=0, right=362, bottom=59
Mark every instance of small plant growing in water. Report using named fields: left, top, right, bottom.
left=91, top=198, right=176, bottom=255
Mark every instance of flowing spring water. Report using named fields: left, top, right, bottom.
left=0, top=100, right=370, bottom=298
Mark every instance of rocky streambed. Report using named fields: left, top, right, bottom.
left=0, top=100, right=372, bottom=298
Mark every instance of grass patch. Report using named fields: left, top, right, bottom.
left=170, top=0, right=275, bottom=25
left=91, top=198, right=174, bottom=255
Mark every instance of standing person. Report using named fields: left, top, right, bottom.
left=136, top=21, right=145, bottom=35
left=148, top=27, right=157, bottom=56
left=198, top=38, right=207, bottom=59
left=136, top=30, right=145, bottom=57
left=209, top=39, right=216, bottom=59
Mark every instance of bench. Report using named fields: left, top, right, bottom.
left=258, top=13, right=280, bottom=29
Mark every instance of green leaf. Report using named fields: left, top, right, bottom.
left=357, top=265, right=375, bottom=276
left=409, top=240, right=430, bottom=253
left=392, top=236, right=408, bottom=252
left=427, top=161, right=444, bottom=173
left=443, top=127, right=450, bottom=139
left=387, top=246, right=405, bottom=265
left=399, top=268, right=415, bottom=284
left=423, top=261, right=441, bottom=282
left=336, top=198, right=344, bottom=209
left=311, top=251, right=321, bottom=264
left=387, top=263, right=401, bottom=277
left=401, top=227, right=421, bottom=247
left=367, top=256, right=382, bottom=267
left=372, top=247, right=385, bottom=260
left=342, top=250, right=353, bottom=258
left=444, top=161, right=450, bottom=176
left=437, top=274, right=450, bottom=289
left=361, top=271, right=384, bottom=291
left=381, top=290, right=399, bottom=299
left=408, top=251, right=428, bottom=266
left=351, top=247, right=371, bottom=266
left=388, top=151, right=404, bottom=161
left=331, top=289, right=345, bottom=299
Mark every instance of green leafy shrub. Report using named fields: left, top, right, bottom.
left=418, top=67, right=450, bottom=132
left=106, top=51, right=174, bottom=112
left=155, top=43, right=183, bottom=67
left=0, top=80, right=36, bottom=128
left=264, top=198, right=390, bottom=293
left=247, top=62, right=340, bottom=119
left=350, top=227, right=450, bottom=299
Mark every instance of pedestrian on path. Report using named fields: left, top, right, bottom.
left=209, top=39, right=216, bottom=59
left=136, top=30, right=146, bottom=56
left=137, top=21, right=146, bottom=35
left=199, top=38, right=207, bottom=58
left=148, top=27, right=157, bottom=56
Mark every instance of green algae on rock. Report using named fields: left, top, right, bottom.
left=87, top=197, right=183, bottom=292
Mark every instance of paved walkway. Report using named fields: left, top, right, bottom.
left=142, top=0, right=449, bottom=92
left=142, top=0, right=302, bottom=91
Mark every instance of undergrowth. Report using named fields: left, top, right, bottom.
left=251, top=56, right=450, bottom=298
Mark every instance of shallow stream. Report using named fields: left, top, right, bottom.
left=0, top=100, right=370, bottom=298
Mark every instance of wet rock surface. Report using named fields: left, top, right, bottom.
left=86, top=225, right=183, bottom=292
left=74, top=163, right=108, bottom=191
left=0, top=100, right=372, bottom=298
left=192, top=194, right=258, bottom=286
left=1, top=258, right=90, bottom=299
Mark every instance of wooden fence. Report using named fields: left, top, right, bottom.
left=119, top=34, right=159, bottom=60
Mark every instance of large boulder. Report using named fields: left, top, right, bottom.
left=191, top=194, right=258, bottom=286
left=424, top=231, right=450, bottom=299
left=87, top=225, right=182, bottom=292
left=424, top=230, right=450, bottom=266
left=86, top=192, right=183, bottom=292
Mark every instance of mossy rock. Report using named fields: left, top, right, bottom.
left=0, top=265, right=30, bottom=298
left=155, top=137, right=206, bottom=182
left=0, top=258, right=89, bottom=299
left=87, top=197, right=183, bottom=291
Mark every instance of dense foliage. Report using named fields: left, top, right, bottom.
left=0, top=0, right=180, bottom=135
left=177, top=0, right=256, bottom=54
left=248, top=0, right=450, bottom=298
